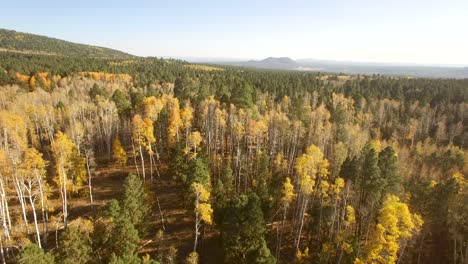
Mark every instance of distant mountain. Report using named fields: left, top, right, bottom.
left=222, top=57, right=300, bottom=70
left=212, top=57, right=468, bottom=78
left=0, top=28, right=133, bottom=58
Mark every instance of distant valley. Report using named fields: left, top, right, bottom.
left=208, top=57, right=468, bottom=78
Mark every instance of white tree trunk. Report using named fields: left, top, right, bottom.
left=27, top=186, right=41, bottom=248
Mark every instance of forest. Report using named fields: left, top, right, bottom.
left=0, top=50, right=466, bottom=264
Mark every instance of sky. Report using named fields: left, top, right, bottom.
left=1, top=0, right=467, bottom=66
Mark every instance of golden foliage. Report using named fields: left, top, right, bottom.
left=168, top=97, right=181, bottom=145
left=281, top=177, right=296, bottom=206
left=184, top=64, right=224, bottom=71
left=362, top=195, right=423, bottom=264
left=112, top=138, right=127, bottom=167
left=79, top=72, right=132, bottom=82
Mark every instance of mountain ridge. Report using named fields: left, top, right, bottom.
left=0, top=28, right=134, bottom=58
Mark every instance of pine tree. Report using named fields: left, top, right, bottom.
left=121, top=174, right=149, bottom=233
left=56, top=225, right=92, bottom=264
left=221, top=194, right=275, bottom=264
left=188, top=157, right=211, bottom=188
left=109, top=253, right=141, bottom=264
left=19, top=243, right=55, bottom=264
left=109, top=217, right=140, bottom=258
left=378, top=146, right=401, bottom=197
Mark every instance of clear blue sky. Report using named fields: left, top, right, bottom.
left=1, top=0, right=467, bottom=65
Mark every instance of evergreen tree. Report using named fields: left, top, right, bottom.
left=122, top=174, right=149, bottom=233
left=168, top=143, right=189, bottom=183
left=359, top=143, right=384, bottom=205
left=109, top=217, right=140, bottom=258
left=109, top=253, right=142, bottom=264
left=378, top=146, right=401, bottom=197
left=232, top=81, right=253, bottom=108
left=19, top=243, right=55, bottom=264
left=221, top=194, right=275, bottom=264
left=56, top=226, right=92, bottom=264
left=111, top=89, right=132, bottom=116
left=188, top=156, right=211, bottom=187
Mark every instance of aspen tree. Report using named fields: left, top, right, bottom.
left=142, top=96, right=164, bottom=121
left=0, top=111, right=29, bottom=234
left=294, top=144, right=328, bottom=253
left=96, top=98, right=119, bottom=157
left=276, top=177, right=295, bottom=260
left=357, top=195, right=423, bottom=264
left=112, top=138, right=127, bottom=168
left=180, top=102, right=194, bottom=147
left=191, top=182, right=213, bottom=252
left=20, top=148, right=47, bottom=248
left=186, top=131, right=202, bottom=159
left=132, top=115, right=155, bottom=181
left=51, top=131, right=75, bottom=227
left=168, top=97, right=181, bottom=145
left=0, top=150, right=12, bottom=241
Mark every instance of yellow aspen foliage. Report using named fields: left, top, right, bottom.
left=112, top=138, right=127, bottom=167
left=296, top=247, right=310, bottom=261
left=0, top=150, right=12, bottom=177
left=342, top=242, right=354, bottom=254
left=0, top=111, right=28, bottom=151
left=142, top=117, right=156, bottom=151
left=281, top=177, right=296, bottom=206
left=168, top=97, right=181, bottom=145
left=132, top=115, right=155, bottom=150
left=319, top=180, right=330, bottom=198
left=191, top=181, right=213, bottom=251
left=214, top=108, right=227, bottom=128
left=362, top=195, right=423, bottom=264
left=180, top=102, right=194, bottom=131
left=15, top=72, right=30, bottom=84
left=70, top=148, right=87, bottom=192
left=185, top=252, right=199, bottom=264
left=273, top=153, right=288, bottom=172
left=452, top=172, right=465, bottom=187
left=186, top=131, right=203, bottom=158
left=191, top=182, right=210, bottom=202
left=132, top=115, right=146, bottom=144
left=79, top=72, right=132, bottom=82
left=143, top=96, right=164, bottom=121
left=22, top=147, right=47, bottom=178
left=330, top=177, right=345, bottom=196
left=51, top=132, right=75, bottom=173
left=295, top=144, right=328, bottom=195
left=29, top=76, right=37, bottom=88
left=344, top=206, right=356, bottom=226
left=35, top=72, right=51, bottom=89
left=51, top=131, right=76, bottom=226
left=196, top=203, right=213, bottom=224
left=369, top=139, right=381, bottom=153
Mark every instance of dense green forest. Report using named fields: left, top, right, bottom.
left=0, top=34, right=466, bottom=264
left=0, top=29, right=132, bottom=58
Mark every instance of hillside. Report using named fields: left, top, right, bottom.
left=0, top=28, right=133, bottom=58
left=247, top=57, right=299, bottom=69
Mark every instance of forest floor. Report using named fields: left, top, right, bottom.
left=65, top=157, right=224, bottom=263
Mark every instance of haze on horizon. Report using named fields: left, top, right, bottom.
left=1, top=0, right=467, bottom=67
